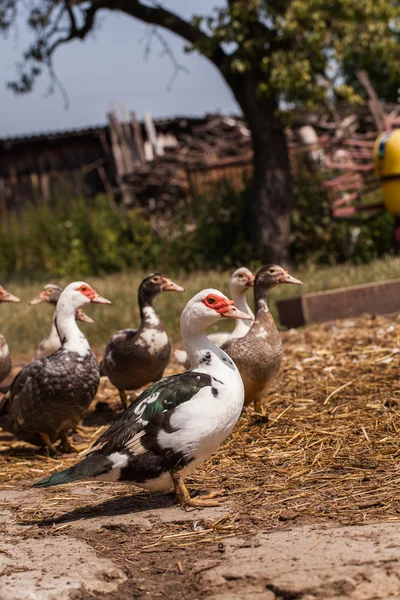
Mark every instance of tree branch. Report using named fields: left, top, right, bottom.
left=107, top=0, right=228, bottom=70
left=47, top=2, right=98, bottom=52
left=6, top=0, right=231, bottom=98
left=142, top=26, right=189, bottom=92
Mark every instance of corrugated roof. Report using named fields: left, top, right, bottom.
left=0, top=113, right=239, bottom=144
left=0, top=125, right=107, bottom=144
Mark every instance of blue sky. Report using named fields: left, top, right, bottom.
left=0, top=1, right=239, bottom=137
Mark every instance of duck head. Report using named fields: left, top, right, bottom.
left=230, top=267, right=255, bottom=295
left=0, top=286, right=20, bottom=303
left=139, top=273, right=184, bottom=303
left=30, top=284, right=63, bottom=306
left=255, top=265, right=302, bottom=292
left=57, top=282, right=111, bottom=315
left=181, top=288, right=252, bottom=336
left=30, top=284, right=95, bottom=323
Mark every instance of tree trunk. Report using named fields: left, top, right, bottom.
left=226, top=72, right=293, bottom=265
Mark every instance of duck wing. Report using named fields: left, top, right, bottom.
left=94, top=371, right=212, bottom=451
left=100, top=328, right=139, bottom=374
left=33, top=371, right=215, bottom=487
left=0, top=358, right=42, bottom=420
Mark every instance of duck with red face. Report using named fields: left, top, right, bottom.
left=0, top=282, right=111, bottom=454
left=0, top=285, right=20, bottom=385
left=175, top=266, right=255, bottom=369
left=100, top=272, right=184, bottom=410
left=34, top=289, right=251, bottom=509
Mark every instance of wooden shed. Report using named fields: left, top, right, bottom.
left=0, top=126, right=113, bottom=217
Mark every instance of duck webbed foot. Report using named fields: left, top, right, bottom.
left=40, top=432, right=60, bottom=458
left=59, top=432, right=78, bottom=453
left=254, top=397, right=263, bottom=414
left=198, top=490, right=224, bottom=500
left=171, top=468, right=224, bottom=510
left=182, top=496, right=224, bottom=509
left=251, top=398, right=269, bottom=425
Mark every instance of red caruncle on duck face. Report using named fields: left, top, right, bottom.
left=74, top=284, right=112, bottom=305
left=202, top=294, right=251, bottom=320
left=202, top=294, right=234, bottom=313
left=75, top=284, right=96, bottom=300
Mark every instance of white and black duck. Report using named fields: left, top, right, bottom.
left=34, top=289, right=250, bottom=509
left=0, top=286, right=20, bottom=384
left=222, top=265, right=302, bottom=413
left=100, top=273, right=184, bottom=410
left=174, top=267, right=255, bottom=368
left=0, top=282, right=111, bottom=454
left=30, top=284, right=94, bottom=359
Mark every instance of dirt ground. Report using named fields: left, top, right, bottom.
left=2, top=314, right=400, bottom=599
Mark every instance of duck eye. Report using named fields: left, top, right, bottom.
left=47, top=288, right=53, bottom=294
left=207, top=296, right=216, bottom=305
left=152, top=276, right=161, bottom=283
left=268, top=268, right=276, bottom=275
left=81, top=286, right=87, bottom=292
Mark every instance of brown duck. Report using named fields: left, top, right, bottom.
left=0, top=286, right=20, bottom=385
left=221, top=264, right=302, bottom=413
left=100, top=273, right=184, bottom=409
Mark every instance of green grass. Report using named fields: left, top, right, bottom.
left=2, top=255, right=400, bottom=357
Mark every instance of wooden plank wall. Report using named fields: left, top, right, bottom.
left=0, top=129, right=111, bottom=217
left=187, top=156, right=253, bottom=197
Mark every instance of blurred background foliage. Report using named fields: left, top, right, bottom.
left=0, top=166, right=394, bottom=279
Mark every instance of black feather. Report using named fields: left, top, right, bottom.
left=33, top=454, right=113, bottom=488
left=92, top=371, right=213, bottom=456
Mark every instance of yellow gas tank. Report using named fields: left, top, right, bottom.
left=374, top=130, right=400, bottom=216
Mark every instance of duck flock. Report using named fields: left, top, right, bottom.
left=0, top=265, right=301, bottom=509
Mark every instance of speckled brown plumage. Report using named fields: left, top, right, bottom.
left=222, top=264, right=302, bottom=412
left=0, top=348, right=99, bottom=448
left=100, top=273, right=183, bottom=407
left=0, top=281, right=111, bottom=452
left=222, top=308, right=282, bottom=406
left=100, top=322, right=170, bottom=392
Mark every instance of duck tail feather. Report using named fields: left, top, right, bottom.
left=33, top=453, right=113, bottom=488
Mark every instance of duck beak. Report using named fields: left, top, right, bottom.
left=246, top=274, right=255, bottom=287
left=90, top=293, right=112, bottom=305
left=2, top=290, right=21, bottom=303
left=75, top=308, right=95, bottom=324
left=280, top=271, right=303, bottom=285
left=29, top=291, right=47, bottom=305
left=162, top=278, right=185, bottom=292
left=220, top=305, right=253, bottom=320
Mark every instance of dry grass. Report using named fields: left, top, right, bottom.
left=2, top=310, right=400, bottom=539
